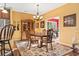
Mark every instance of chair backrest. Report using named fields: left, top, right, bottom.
left=47, top=29, right=53, bottom=42
left=42, top=29, right=47, bottom=35
left=25, top=30, right=31, bottom=40
left=0, top=24, right=15, bottom=40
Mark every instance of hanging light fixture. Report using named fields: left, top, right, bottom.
left=2, top=3, right=8, bottom=13
left=33, top=4, right=43, bottom=21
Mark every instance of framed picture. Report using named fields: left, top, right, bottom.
left=40, top=21, right=45, bottom=28
left=63, top=14, right=76, bottom=27
left=13, top=20, right=20, bottom=30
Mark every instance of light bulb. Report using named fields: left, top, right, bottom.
left=40, top=16, right=43, bottom=19
left=37, top=15, right=39, bottom=18
left=33, top=16, right=36, bottom=19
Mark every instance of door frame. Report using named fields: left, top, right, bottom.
left=45, top=16, right=60, bottom=43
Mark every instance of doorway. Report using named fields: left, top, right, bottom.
left=46, top=17, right=60, bottom=43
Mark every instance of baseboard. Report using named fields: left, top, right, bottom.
left=58, top=42, right=72, bottom=48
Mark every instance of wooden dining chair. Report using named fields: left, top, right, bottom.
left=25, top=30, right=31, bottom=49
left=0, top=24, right=15, bottom=56
left=25, top=30, right=39, bottom=49
left=47, top=29, right=53, bottom=50
left=42, top=29, right=53, bottom=52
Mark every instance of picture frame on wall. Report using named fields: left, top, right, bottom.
left=13, top=20, right=19, bottom=30
left=63, top=14, right=76, bottom=27
left=40, top=21, right=45, bottom=28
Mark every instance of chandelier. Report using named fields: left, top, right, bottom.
left=33, top=4, right=43, bottom=20
left=0, top=3, right=8, bottom=13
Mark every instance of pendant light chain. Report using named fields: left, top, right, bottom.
left=4, top=3, right=6, bottom=9
left=37, top=4, right=39, bottom=15
left=33, top=4, right=43, bottom=20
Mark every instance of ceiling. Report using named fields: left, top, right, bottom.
left=0, top=3, right=66, bottom=15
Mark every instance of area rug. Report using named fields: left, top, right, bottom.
left=15, top=40, right=73, bottom=56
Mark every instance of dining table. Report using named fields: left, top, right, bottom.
left=30, top=33, right=48, bottom=49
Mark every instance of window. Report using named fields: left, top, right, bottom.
left=0, top=19, right=10, bottom=28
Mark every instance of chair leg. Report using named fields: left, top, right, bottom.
left=1, top=43, right=3, bottom=55
left=8, top=41, right=14, bottom=56
left=4, top=42, right=5, bottom=56
left=50, top=42, right=53, bottom=50
left=1, top=42, right=5, bottom=56
left=46, top=40, right=48, bottom=52
left=28, top=40, right=31, bottom=50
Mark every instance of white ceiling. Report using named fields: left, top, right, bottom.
left=0, top=3, right=66, bottom=15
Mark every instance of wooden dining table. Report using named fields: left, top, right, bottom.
left=30, top=33, right=48, bottom=48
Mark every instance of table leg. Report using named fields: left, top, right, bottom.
left=38, top=37, right=42, bottom=48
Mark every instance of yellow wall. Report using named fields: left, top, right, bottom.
left=10, top=10, right=33, bottom=48
left=11, top=11, right=33, bottom=39
left=42, top=3, right=79, bottom=47
left=10, top=3, right=79, bottom=48
left=35, top=20, right=45, bottom=33
left=35, top=20, right=47, bottom=33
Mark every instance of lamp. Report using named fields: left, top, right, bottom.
left=33, top=4, right=43, bottom=21
left=1, top=3, right=8, bottom=13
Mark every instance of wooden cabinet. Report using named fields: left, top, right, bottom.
left=21, top=19, right=35, bottom=40
left=0, top=9, right=10, bottom=19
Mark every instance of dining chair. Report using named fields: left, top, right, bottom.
left=42, top=29, right=53, bottom=52
left=25, top=31, right=39, bottom=49
left=47, top=29, right=53, bottom=50
left=0, top=24, right=15, bottom=56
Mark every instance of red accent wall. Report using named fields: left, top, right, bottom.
left=48, top=19, right=59, bottom=28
